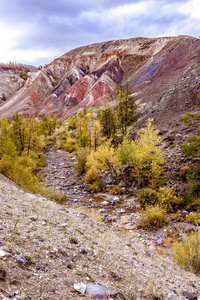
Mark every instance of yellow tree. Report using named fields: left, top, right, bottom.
left=131, top=118, right=165, bottom=188
left=87, top=139, right=121, bottom=181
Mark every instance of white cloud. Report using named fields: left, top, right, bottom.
left=0, top=0, right=199, bottom=66
left=0, top=21, right=57, bottom=65
left=179, top=0, right=200, bottom=19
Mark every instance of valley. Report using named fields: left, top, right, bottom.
left=0, top=35, right=200, bottom=299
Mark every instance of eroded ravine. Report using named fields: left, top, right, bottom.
left=42, top=144, right=172, bottom=248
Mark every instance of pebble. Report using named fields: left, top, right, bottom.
left=79, top=247, right=87, bottom=254
left=86, top=283, right=117, bottom=298
left=74, top=283, right=86, bottom=294
left=29, top=216, right=38, bottom=221
left=168, top=294, right=176, bottom=300
left=182, top=291, right=198, bottom=299
left=0, top=249, right=7, bottom=258
left=14, top=255, right=28, bottom=264
left=98, top=209, right=108, bottom=214
left=101, top=201, right=110, bottom=206
left=157, top=239, right=163, bottom=245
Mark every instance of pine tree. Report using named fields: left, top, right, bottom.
left=116, top=85, right=137, bottom=134
left=100, top=103, right=116, bottom=138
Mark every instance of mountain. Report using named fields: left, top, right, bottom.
left=0, top=35, right=200, bottom=134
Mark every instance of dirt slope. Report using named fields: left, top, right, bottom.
left=0, top=174, right=200, bottom=300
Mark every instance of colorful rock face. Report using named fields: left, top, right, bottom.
left=0, top=35, right=200, bottom=132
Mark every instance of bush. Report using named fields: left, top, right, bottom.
left=158, top=187, right=184, bottom=212
left=40, top=186, right=69, bottom=203
left=186, top=212, right=200, bottom=225
left=110, top=185, right=125, bottom=195
left=62, top=140, right=76, bottom=152
left=138, top=188, right=158, bottom=206
left=36, top=152, right=46, bottom=167
left=88, top=180, right=106, bottom=193
left=173, top=231, right=200, bottom=275
left=140, top=205, right=168, bottom=231
left=186, top=166, right=200, bottom=194
left=0, top=155, right=41, bottom=193
left=179, top=166, right=190, bottom=180
left=85, top=166, right=100, bottom=184
left=19, top=71, right=28, bottom=80
left=75, top=147, right=90, bottom=175
left=45, top=135, right=56, bottom=145
left=57, top=137, right=76, bottom=152
left=182, top=192, right=200, bottom=211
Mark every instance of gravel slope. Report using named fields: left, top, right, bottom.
left=0, top=174, right=200, bottom=300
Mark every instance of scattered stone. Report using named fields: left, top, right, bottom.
left=98, top=209, right=108, bottom=214
left=182, top=291, right=198, bottom=299
left=67, top=263, right=73, bottom=269
left=85, top=283, right=117, bottom=299
left=168, top=294, right=176, bottom=300
left=73, top=283, right=87, bottom=294
left=79, top=247, right=87, bottom=254
left=29, top=216, right=38, bottom=221
left=101, top=201, right=109, bottom=206
left=14, top=255, right=28, bottom=264
left=0, top=250, right=7, bottom=258
left=157, top=239, right=163, bottom=245
left=136, top=204, right=142, bottom=209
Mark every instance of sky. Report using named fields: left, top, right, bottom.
left=0, top=0, right=200, bottom=67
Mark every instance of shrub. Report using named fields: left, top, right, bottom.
left=173, top=231, right=200, bottom=275
left=45, top=135, right=56, bottom=145
left=59, top=133, right=67, bottom=140
left=186, top=212, right=200, bottom=225
left=179, top=166, right=190, bottom=180
left=63, top=140, right=76, bottom=153
left=138, top=188, right=158, bottom=206
left=0, top=155, right=41, bottom=193
left=57, top=139, right=65, bottom=149
left=110, top=185, right=125, bottom=195
left=36, top=152, right=46, bottom=167
left=19, top=71, right=28, bottom=80
left=85, top=166, right=100, bottom=184
left=88, top=180, right=106, bottom=193
left=186, top=166, right=200, bottom=194
left=158, top=187, right=184, bottom=212
left=75, top=147, right=90, bottom=175
left=182, top=192, right=200, bottom=211
left=40, top=186, right=69, bottom=203
left=140, top=205, right=168, bottom=231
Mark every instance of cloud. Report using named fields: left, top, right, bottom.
left=0, top=0, right=199, bottom=66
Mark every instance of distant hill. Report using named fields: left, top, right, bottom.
left=0, top=62, right=38, bottom=106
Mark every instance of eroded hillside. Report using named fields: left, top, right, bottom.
left=0, top=35, right=200, bottom=134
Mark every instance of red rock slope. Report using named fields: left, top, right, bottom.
left=0, top=35, right=200, bottom=131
